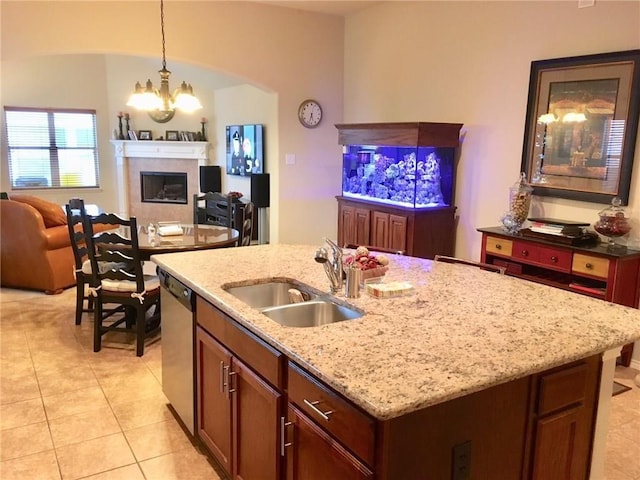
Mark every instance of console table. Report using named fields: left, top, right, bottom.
left=478, top=226, right=640, bottom=366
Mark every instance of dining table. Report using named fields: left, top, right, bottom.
left=137, top=223, right=240, bottom=260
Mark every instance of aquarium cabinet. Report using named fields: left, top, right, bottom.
left=336, top=122, right=463, bottom=259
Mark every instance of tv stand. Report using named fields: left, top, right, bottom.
left=478, top=226, right=640, bottom=366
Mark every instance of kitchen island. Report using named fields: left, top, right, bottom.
left=152, top=244, right=640, bottom=480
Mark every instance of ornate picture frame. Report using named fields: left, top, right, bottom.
left=520, top=49, right=640, bottom=205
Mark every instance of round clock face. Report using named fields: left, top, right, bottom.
left=298, top=99, right=322, bottom=128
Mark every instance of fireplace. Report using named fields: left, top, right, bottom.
left=140, top=171, right=188, bottom=204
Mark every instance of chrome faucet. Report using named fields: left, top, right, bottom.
left=314, top=238, right=344, bottom=294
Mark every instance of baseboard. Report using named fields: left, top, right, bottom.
left=630, top=358, right=640, bottom=371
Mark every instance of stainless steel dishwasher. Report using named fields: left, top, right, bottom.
left=159, top=269, right=195, bottom=435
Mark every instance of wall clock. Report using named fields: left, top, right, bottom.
left=298, top=99, right=322, bottom=128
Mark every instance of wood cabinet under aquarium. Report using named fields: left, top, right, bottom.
left=336, top=122, right=463, bottom=258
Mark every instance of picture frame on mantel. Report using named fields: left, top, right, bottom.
left=520, top=49, right=640, bottom=205
left=166, top=130, right=179, bottom=141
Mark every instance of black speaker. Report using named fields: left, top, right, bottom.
left=251, top=173, right=270, bottom=208
left=199, top=166, right=221, bottom=193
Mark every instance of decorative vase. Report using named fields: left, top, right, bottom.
left=500, top=172, right=533, bottom=233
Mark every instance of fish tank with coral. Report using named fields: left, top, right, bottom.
left=337, top=122, right=462, bottom=209
left=341, top=145, right=456, bottom=208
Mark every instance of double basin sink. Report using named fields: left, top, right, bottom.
left=224, top=280, right=363, bottom=328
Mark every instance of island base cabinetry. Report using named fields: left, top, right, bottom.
left=338, top=196, right=455, bottom=259
left=285, top=405, right=373, bottom=480
left=195, top=295, right=601, bottom=480
left=196, top=297, right=284, bottom=480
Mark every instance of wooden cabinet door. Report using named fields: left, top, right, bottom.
left=531, top=407, right=584, bottom=480
left=196, top=326, right=232, bottom=475
left=232, top=359, right=283, bottom=480
left=286, top=405, right=373, bottom=480
left=371, top=211, right=389, bottom=248
left=339, top=205, right=356, bottom=247
left=388, top=214, right=407, bottom=252
left=354, top=208, right=370, bottom=246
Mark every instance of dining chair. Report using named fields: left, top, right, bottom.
left=83, top=212, right=160, bottom=356
left=65, top=198, right=94, bottom=325
left=238, top=202, right=254, bottom=246
left=433, top=255, right=506, bottom=274
left=193, top=192, right=232, bottom=227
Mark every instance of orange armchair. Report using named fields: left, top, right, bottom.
left=1, top=196, right=77, bottom=294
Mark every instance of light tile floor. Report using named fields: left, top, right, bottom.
left=0, top=287, right=222, bottom=480
left=1, top=287, right=638, bottom=479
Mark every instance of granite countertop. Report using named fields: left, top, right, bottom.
left=152, top=244, right=640, bottom=421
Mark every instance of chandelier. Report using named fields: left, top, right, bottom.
left=127, top=0, right=202, bottom=122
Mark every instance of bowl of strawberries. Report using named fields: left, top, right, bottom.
left=343, top=246, right=390, bottom=281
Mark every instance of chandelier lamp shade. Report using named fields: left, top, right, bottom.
left=127, top=0, right=202, bottom=120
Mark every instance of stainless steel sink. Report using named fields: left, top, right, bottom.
left=261, top=300, right=363, bottom=328
left=224, top=281, right=317, bottom=309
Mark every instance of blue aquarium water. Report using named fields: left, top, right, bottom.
left=341, top=145, right=455, bottom=208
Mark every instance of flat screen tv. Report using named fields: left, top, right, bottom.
left=226, top=124, right=264, bottom=176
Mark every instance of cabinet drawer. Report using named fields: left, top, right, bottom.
left=537, top=363, right=588, bottom=416
left=288, top=363, right=376, bottom=466
left=485, top=236, right=513, bottom=257
left=572, top=253, right=610, bottom=279
left=196, top=297, right=284, bottom=389
left=512, top=241, right=571, bottom=272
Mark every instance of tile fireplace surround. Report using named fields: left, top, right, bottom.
left=111, top=140, right=209, bottom=225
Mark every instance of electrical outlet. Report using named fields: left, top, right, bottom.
left=452, top=441, right=471, bottom=480
left=578, top=0, right=595, bottom=8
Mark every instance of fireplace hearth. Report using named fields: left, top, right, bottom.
left=141, top=171, right=187, bottom=204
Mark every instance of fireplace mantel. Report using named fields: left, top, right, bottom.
left=111, top=140, right=209, bottom=161
left=111, top=140, right=210, bottom=217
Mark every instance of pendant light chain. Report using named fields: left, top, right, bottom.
left=126, top=0, right=202, bottom=114
left=160, top=0, right=167, bottom=71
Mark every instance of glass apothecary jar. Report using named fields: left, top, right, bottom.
left=500, top=172, right=533, bottom=233
left=594, top=197, right=632, bottom=250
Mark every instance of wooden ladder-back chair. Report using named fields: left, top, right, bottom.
left=193, top=192, right=232, bottom=227
left=65, top=198, right=94, bottom=325
left=239, top=202, right=254, bottom=246
left=433, top=255, right=506, bottom=274
left=83, top=212, right=160, bottom=356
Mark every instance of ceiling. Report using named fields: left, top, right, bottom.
left=259, top=1, right=382, bottom=16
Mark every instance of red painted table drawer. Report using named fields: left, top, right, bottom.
left=512, top=241, right=571, bottom=272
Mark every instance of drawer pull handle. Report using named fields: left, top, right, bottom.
left=219, top=361, right=226, bottom=394
left=521, top=250, right=528, bottom=257
left=223, top=365, right=237, bottom=398
left=495, top=244, right=502, bottom=250
left=304, top=399, right=334, bottom=421
left=585, top=263, right=593, bottom=269
left=280, top=416, right=293, bottom=456
left=551, top=256, right=558, bottom=263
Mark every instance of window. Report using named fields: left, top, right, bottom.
left=4, top=107, right=100, bottom=189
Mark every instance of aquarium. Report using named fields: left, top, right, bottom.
left=341, top=144, right=456, bottom=208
